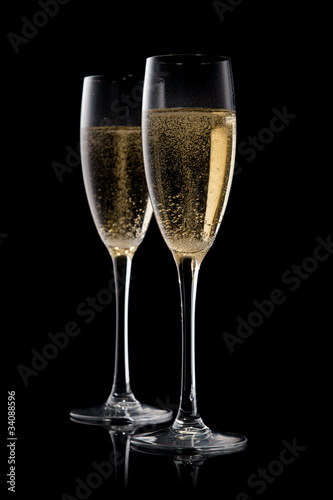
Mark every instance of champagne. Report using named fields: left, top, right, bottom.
left=143, top=108, right=236, bottom=262
left=81, top=126, right=153, bottom=257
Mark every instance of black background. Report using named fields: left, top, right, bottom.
left=2, top=1, right=330, bottom=499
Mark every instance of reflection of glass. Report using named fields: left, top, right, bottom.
left=70, top=415, right=141, bottom=489
left=131, top=444, right=206, bottom=490
left=131, top=55, right=247, bottom=454
left=173, top=455, right=204, bottom=490
left=70, top=75, right=172, bottom=425
left=131, top=443, right=245, bottom=490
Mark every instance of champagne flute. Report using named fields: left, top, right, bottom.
left=70, top=75, right=173, bottom=425
left=131, top=55, right=247, bottom=453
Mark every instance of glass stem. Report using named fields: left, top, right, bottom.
left=107, top=254, right=138, bottom=405
left=172, top=256, right=208, bottom=433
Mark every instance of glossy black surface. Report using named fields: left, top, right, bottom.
left=3, top=0, right=328, bottom=498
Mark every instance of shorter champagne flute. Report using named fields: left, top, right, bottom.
left=70, top=75, right=173, bottom=425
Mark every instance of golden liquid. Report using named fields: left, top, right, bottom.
left=143, top=108, right=236, bottom=263
left=81, top=126, right=153, bottom=257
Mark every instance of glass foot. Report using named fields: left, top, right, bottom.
left=131, top=426, right=247, bottom=456
left=70, top=401, right=173, bottom=426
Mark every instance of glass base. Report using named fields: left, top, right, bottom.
left=131, top=426, right=247, bottom=456
left=70, top=401, right=173, bottom=426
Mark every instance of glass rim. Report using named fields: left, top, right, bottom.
left=83, top=74, right=143, bottom=83
left=146, top=54, right=232, bottom=65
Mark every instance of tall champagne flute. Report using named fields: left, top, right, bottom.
left=131, top=55, right=247, bottom=453
left=70, top=75, right=173, bottom=425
